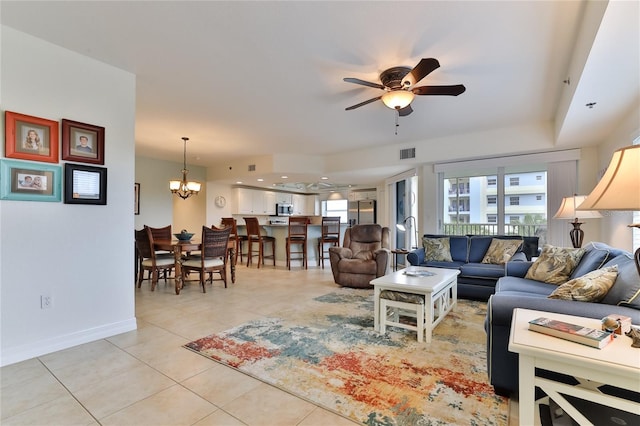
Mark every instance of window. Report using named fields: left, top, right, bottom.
left=439, top=167, right=547, bottom=237
left=324, top=199, right=348, bottom=223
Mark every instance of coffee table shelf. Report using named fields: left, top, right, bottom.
left=371, top=267, right=459, bottom=343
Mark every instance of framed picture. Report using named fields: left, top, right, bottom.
left=0, top=159, right=62, bottom=202
left=4, top=111, right=59, bottom=163
left=64, top=163, right=107, bottom=205
left=134, top=183, right=140, bottom=215
left=61, top=119, right=105, bottom=164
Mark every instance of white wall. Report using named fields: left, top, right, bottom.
left=592, top=105, right=640, bottom=252
left=134, top=155, right=206, bottom=234
left=0, top=27, right=137, bottom=366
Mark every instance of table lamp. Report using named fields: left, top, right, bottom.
left=553, top=194, right=602, bottom=248
left=577, top=145, right=640, bottom=276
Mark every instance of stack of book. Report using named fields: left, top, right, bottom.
left=528, top=317, right=614, bottom=349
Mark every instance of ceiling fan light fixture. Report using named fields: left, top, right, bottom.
left=381, top=90, right=415, bottom=110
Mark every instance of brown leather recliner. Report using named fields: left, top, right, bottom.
left=329, top=224, right=390, bottom=288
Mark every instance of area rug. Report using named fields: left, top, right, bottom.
left=184, top=289, right=508, bottom=425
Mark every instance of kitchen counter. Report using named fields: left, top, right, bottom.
left=236, top=221, right=349, bottom=266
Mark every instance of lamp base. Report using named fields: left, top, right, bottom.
left=569, top=220, right=584, bottom=249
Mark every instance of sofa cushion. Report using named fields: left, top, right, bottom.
left=422, top=260, right=466, bottom=269
left=548, top=265, right=618, bottom=302
left=600, top=254, right=640, bottom=309
left=460, top=263, right=506, bottom=279
left=482, top=238, right=523, bottom=265
left=525, top=245, right=586, bottom=285
left=422, top=237, right=453, bottom=262
left=496, top=276, right=557, bottom=296
left=424, top=234, right=469, bottom=262
left=466, top=236, right=493, bottom=263
left=569, top=242, right=611, bottom=279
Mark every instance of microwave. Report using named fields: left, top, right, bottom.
left=276, top=203, right=293, bottom=216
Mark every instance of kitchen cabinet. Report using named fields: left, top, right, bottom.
left=235, top=188, right=275, bottom=215
left=275, top=193, right=292, bottom=205
left=292, top=194, right=317, bottom=215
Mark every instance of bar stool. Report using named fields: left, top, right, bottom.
left=286, top=216, right=308, bottom=269
left=220, top=217, right=246, bottom=265
left=244, top=217, right=275, bottom=268
left=317, top=216, right=341, bottom=268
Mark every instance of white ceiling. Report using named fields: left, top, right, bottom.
left=2, top=1, right=639, bottom=190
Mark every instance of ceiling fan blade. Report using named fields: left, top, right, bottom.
left=402, top=58, right=440, bottom=87
left=412, top=84, right=466, bottom=96
left=397, top=105, right=413, bottom=116
left=343, top=77, right=385, bottom=90
left=345, top=95, right=382, bottom=110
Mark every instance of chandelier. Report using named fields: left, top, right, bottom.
left=169, top=137, right=201, bottom=199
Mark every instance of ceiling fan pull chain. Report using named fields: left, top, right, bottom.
left=395, top=109, right=400, bottom=135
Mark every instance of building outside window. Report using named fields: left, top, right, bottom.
left=442, top=169, right=547, bottom=237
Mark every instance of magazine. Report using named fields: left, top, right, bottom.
left=403, top=269, right=435, bottom=278
left=528, top=317, right=613, bottom=349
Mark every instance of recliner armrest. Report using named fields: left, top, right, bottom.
left=328, top=247, right=353, bottom=259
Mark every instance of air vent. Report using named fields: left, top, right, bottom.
left=248, top=164, right=256, bottom=172
left=400, top=148, right=415, bottom=160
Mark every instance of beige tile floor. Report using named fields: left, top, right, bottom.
left=1, top=264, right=517, bottom=425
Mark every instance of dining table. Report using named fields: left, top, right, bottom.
left=153, top=239, right=236, bottom=294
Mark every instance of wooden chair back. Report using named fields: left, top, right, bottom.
left=147, top=224, right=171, bottom=241
left=288, top=216, right=308, bottom=240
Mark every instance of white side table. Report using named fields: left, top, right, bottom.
left=508, top=308, right=640, bottom=425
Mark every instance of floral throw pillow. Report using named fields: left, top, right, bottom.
left=525, top=245, right=586, bottom=285
left=422, top=237, right=453, bottom=262
left=481, top=238, right=523, bottom=265
left=548, top=265, right=618, bottom=302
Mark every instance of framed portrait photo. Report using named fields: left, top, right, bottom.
left=64, top=163, right=107, bottom=205
left=0, top=159, right=62, bottom=202
left=4, top=111, right=59, bottom=163
left=61, top=119, right=105, bottom=164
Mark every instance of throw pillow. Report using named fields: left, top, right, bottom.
left=525, top=245, right=586, bottom=285
left=481, top=238, right=523, bottom=265
left=422, top=237, right=453, bottom=262
left=548, top=265, right=618, bottom=302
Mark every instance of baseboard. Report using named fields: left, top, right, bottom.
left=0, top=317, right=137, bottom=367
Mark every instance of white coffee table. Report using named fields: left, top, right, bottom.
left=371, top=267, right=459, bottom=343
left=509, top=308, right=640, bottom=425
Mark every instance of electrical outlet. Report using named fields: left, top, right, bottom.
left=41, top=295, right=52, bottom=309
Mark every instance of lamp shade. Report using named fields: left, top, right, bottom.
left=577, top=145, right=640, bottom=211
left=553, top=195, right=603, bottom=220
left=381, top=90, right=415, bottom=109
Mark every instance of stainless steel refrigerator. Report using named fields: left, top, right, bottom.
left=348, top=200, right=376, bottom=225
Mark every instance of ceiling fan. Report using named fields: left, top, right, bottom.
left=343, top=58, right=465, bottom=116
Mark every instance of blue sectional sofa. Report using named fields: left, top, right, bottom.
left=407, top=234, right=539, bottom=300
left=485, top=242, right=640, bottom=396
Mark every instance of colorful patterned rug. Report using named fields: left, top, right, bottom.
left=184, top=289, right=508, bottom=425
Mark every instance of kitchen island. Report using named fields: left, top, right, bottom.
left=236, top=216, right=349, bottom=267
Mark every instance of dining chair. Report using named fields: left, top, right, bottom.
left=181, top=226, right=231, bottom=292
left=317, top=216, right=341, bottom=268
left=244, top=217, right=276, bottom=268
left=286, top=216, right=308, bottom=269
left=135, top=227, right=176, bottom=291
left=220, top=217, right=246, bottom=265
